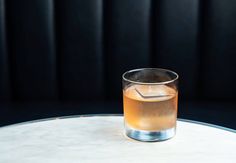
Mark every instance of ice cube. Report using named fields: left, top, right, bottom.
left=134, top=85, right=175, bottom=98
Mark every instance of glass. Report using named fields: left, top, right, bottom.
left=122, top=68, right=178, bottom=141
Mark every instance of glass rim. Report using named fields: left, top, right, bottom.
left=122, top=68, right=179, bottom=85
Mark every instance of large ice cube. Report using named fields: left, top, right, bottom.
left=134, top=85, right=175, bottom=99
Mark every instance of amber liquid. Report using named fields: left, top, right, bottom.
left=123, top=85, right=178, bottom=131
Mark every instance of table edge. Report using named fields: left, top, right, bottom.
left=1, top=114, right=235, bottom=133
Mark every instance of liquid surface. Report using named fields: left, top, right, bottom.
left=123, top=85, right=178, bottom=131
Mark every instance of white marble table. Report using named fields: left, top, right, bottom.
left=0, top=115, right=236, bottom=163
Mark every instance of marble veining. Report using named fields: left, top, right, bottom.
left=0, top=116, right=236, bottom=163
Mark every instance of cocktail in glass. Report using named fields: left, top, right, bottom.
left=122, top=68, right=178, bottom=141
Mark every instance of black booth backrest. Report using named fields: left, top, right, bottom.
left=0, top=0, right=236, bottom=102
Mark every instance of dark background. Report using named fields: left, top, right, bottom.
left=0, top=0, right=236, bottom=128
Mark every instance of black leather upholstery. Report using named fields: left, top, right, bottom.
left=0, top=0, right=236, bottom=127
left=56, top=0, right=104, bottom=101
left=6, top=0, right=57, bottom=101
left=201, top=0, right=236, bottom=100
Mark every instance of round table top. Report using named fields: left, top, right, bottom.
left=0, top=115, right=236, bottom=163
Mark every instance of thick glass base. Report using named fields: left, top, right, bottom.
left=125, top=125, right=176, bottom=142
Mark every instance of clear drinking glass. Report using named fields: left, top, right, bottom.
left=122, top=68, right=179, bottom=141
